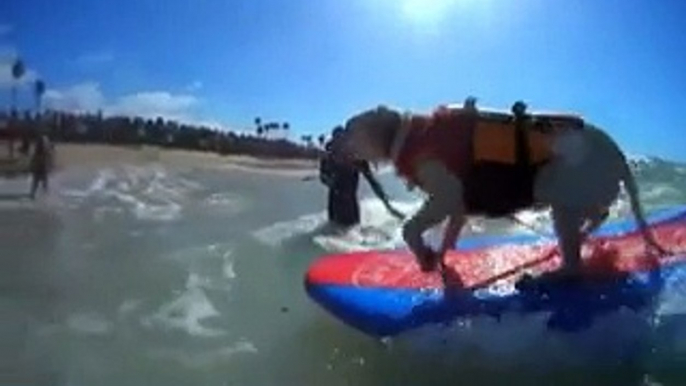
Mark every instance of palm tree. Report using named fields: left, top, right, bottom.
left=254, top=117, right=262, bottom=136
left=266, top=122, right=279, bottom=139
left=282, top=122, right=289, bottom=139
left=34, top=79, right=46, bottom=115
left=301, top=135, right=313, bottom=148
left=318, top=134, right=326, bottom=148
left=11, top=58, right=25, bottom=117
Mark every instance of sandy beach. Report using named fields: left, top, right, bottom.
left=50, top=143, right=319, bottom=177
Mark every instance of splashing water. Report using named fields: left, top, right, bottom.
left=4, top=155, right=686, bottom=385
left=59, top=165, right=201, bottom=222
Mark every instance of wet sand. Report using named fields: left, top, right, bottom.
left=51, top=143, right=319, bottom=177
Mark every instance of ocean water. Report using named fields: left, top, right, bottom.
left=1, top=156, right=686, bottom=385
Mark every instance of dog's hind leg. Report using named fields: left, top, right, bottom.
left=551, top=206, right=585, bottom=274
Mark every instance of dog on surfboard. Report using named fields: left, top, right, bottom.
left=340, top=98, right=667, bottom=280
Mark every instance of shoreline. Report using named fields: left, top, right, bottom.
left=50, top=143, right=320, bottom=177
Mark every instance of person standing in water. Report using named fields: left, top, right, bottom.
left=319, top=126, right=404, bottom=228
left=29, top=132, right=53, bottom=200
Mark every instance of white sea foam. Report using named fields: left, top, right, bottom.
left=142, top=277, right=226, bottom=337
left=164, top=243, right=236, bottom=290
left=148, top=339, right=258, bottom=368
left=252, top=212, right=328, bottom=247
left=641, top=183, right=684, bottom=202
left=202, top=192, right=248, bottom=215
left=118, top=299, right=143, bottom=318
left=312, top=199, right=419, bottom=252
left=627, top=154, right=654, bottom=164
left=252, top=197, right=553, bottom=253
left=143, top=244, right=236, bottom=337
left=251, top=197, right=537, bottom=253
left=251, top=198, right=418, bottom=251
left=59, top=165, right=204, bottom=222
left=252, top=177, right=675, bottom=255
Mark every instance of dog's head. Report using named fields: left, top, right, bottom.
left=342, top=105, right=402, bottom=163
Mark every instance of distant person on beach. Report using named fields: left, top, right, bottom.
left=29, top=132, right=53, bottom=200
left=319, top=126, right=404, bottom=228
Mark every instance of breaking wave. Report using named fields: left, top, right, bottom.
left=60, top=165, right=202, bottom=222
left=250, top=180, right=671, bottom=255
left=143, top=243, right=236, bottom=337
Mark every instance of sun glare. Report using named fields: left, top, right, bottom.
left=401, top=0, right=461, bottom=24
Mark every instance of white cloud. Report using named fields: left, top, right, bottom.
left=43, top=82, right=106, bottom=113
left=41, top=82, right=223, bottom=128
left=110, top=91, right=199, bottom=122
left=0, top=24, right=12, bottom=37
left=74, top=50, right=115, bottom=68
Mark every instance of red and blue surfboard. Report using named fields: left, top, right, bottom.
left=305, top=206, right=686, bottom=337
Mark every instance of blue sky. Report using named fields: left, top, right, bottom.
left=1, top=0, right=685, bottom=160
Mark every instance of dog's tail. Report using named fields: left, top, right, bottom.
left=619, top=152, right=669, bottom=256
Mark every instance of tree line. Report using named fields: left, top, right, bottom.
left=1, top=110, right=326, bottom=160
left=1, top=57, right=327, bottom=160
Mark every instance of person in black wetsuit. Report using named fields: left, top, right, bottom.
left=29, top=132, right=53, bottom=200
left=319, top=126, right=404, bottom=228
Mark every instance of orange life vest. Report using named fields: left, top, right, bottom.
left=394, top=107, right=474, bottom=189
left=393, top=105, right=584, bottom=216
